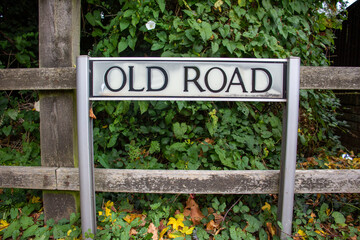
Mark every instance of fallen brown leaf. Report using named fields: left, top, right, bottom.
left=89, top=108, right=96, bottom=119
left=204, top=138, right=215, bottom=145
left=184, top=197, right=205, bottom=225
left=130, top=228, right=138, bottom=236
left=147, top=222, right=158, bottom=240
left=266, top=222, right=276, bottom=237
left=206, top=220, right=218, bottom=232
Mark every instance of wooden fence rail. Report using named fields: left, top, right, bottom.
left=0, top=66, right=360, bottom=90
left=1, top=166, right=359, bottom=194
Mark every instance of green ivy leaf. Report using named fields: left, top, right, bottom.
left=20, top=216, right=34, bottom=230
left=149, top=141, right=160, bottom=154
left=332, top=211, right=346, bottom=225
left=199, top=22, right=213, bottom=42
left=156, top=0, right=166, bottom=13
left=107, top=134, right=119, bottom=148
left=120, top=19, right=130, bottom=31
left=3, top=221, right=21, bottom=239
left=85, top=12, right=96, bottom=26
left=211, top=42, right=219, bottom=54
left=151, top=42, right=165, bottom=51
left=123, top=10, right=135, bottom=18
left=156, top=31, right=167, bottom=42
left=173, top=122, right=188, bottom=139
left=22, top=225, right=39, bottom=239
left=118, top=38, right=128, bottom=53
left=214, top=145, right=236, bottom=169
left=127, top=36, right=137, bottom=50
left=244, top=214, right=261, bottom=233
left=2, top=125, right=12, bottom=136
left=238, top=0, right=246, bottom=7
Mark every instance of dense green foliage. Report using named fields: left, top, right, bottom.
left=0, top=91, right=40, bottom=166
left=82, top=0, right=347, bottom=171
left=0, top=0, right=38, bottom=68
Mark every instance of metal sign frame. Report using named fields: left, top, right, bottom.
left=76, top=56, right=300, bottom=239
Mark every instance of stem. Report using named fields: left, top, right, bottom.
left=222, top=196, right=242, bottom=225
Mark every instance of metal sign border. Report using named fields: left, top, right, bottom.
left=88, top=57, right=288, bottom=102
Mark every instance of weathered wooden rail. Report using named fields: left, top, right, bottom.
left=1, top=66, right=359, bottom=90
left=1, top=167, right=359, bottom=194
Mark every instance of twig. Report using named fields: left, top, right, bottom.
left=221, top=196, right=242, bottom=225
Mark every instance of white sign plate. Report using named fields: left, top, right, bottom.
left=89, top=57, right=287, bottom=101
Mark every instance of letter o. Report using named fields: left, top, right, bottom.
left=204, top=67, right=227, bottom=93
left=104, top=66, right=126, bottom=92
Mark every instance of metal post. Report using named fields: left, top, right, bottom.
left=77, top=56, right=97, bottom=238
left=277, top=57, right=300, bottom=239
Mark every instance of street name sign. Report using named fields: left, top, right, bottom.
left=77, top=56, right=300, bottom=240
left=89, top=57, right=287, bottom=101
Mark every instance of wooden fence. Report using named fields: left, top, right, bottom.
left=1, top=66, right=360, bottom=192
left=0, top=0, right=360, bottom=238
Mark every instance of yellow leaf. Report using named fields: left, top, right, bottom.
left=105, top=207, right=111, bottom=217
left=214, top=0, right=223, bottom=12
left=168, top=231, right=185, bottom=239
left=167, top=217, right=184, bottom=231
left=159, top=227, right=169, bottom=240
left=315, top=230, right=326, bottom=236
left=0, top=219, right=9, bottom=231
left=31, top=196, right=41, bottom=203
left=180, top=226, right=195, bottom=235
left=297, top=229, right=306, bottom=238
left=261, top=202, right=271, bottom=212
left=123, top=213, right=143, bottom=224
left=104, top=200, right=114, bottom=209
left=326, top=208, right=331, bottom=216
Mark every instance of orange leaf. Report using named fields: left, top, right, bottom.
left=206, top=220, right=218, bottom=231
left=184, top=197, right=205, bottom=225
left=266, top=222, right=276, bottom=237
left=123, top=213, right=143, bottom=224
left=89, top=108, right=96, bottom=119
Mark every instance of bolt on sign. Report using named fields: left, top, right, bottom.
left=77, top=56, right=300, bottom=240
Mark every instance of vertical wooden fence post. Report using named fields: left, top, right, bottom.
left=38, top=0, right=81, bottom=222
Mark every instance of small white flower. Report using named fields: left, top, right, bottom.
left=145, top=20, right=156, bottom=30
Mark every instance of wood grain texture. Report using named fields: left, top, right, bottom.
left=300, top=66, right=360, bottom=90
left=0, top=66, right=359, bottom=90
left=0, top=68, right=76, bottom=90
left=56, top=168, right=360, bottom=194
left=38, top=0, right=81, bottom=222
left=0, top=166, right=56, bottom=190
left=40, top=91, right=76, bottom=167
left=2, top=167, right=359, bottom=194
left=39, top=0, right=80, bottom=67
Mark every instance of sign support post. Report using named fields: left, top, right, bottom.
left=77, top=55, right=97, bottom=237
left=278, top=57, right=300, bottom=239
left=76, top=56, right=300, bottom=239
